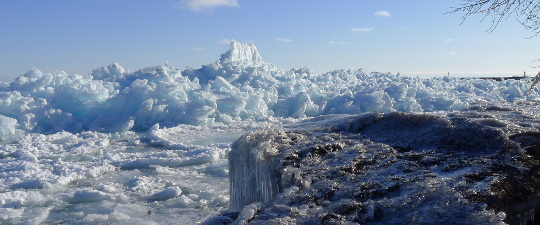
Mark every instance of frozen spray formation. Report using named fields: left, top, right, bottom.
left=0, top=40, right=538, bottom=136
left=228, top=106, right=540, bottom=224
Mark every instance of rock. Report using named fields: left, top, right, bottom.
left=228, top=107, right=540, bottom=224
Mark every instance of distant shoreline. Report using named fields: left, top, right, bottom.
left=462, top=75, right=527, bottom=81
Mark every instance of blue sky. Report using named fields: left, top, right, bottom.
left=0, top=0, right=539, bottom=81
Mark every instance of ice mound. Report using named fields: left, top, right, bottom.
left=219, top=40, right=263, bottom=65
left=227, top=106, right=540, bottom=224
left=0, top=40, right=538, bottom=134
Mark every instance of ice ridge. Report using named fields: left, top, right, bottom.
left=0, top=41, right=538, bottom=134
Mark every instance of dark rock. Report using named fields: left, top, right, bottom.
left=228, top=106, right=540, bottom=225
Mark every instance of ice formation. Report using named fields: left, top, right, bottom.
left=0, top=40, right=539, bottom=224
left=0, top=40, right=538, bottom=135
left=0, top=125, right=240, bottom=224
left=228, top=104, right=540, bottom=224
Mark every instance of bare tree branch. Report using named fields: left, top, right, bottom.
left=452, top=1, right=540, bottom=96
left=451, top=0, right=540, bottom=35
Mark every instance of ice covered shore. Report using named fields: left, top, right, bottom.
left=227, top=104, right=540, bottom=224
left=1, top=40, right=540, bottom=224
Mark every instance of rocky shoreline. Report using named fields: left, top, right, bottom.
left=218, top=103, right=540, bottom=225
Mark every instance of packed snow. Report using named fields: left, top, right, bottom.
left=0, top=40, right=538, bottom=224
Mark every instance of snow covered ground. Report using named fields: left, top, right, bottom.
left=0, top=41, right=539, bottom=224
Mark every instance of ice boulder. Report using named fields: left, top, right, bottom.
left=0, top=115, right=25, bottom=142
left=90, top=63, right=126, bottom=81
left=219, top=40, right=262, bottom=65
left=146, top=186, right=182, bottom=201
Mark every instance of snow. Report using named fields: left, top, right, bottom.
left=0, top=40, right=538, bottom=224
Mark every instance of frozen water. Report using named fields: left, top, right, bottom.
left=0, top=126, right=243, bottom=224
left=0, top=40, right=539, bottom=224
left=219, top=41, right=262, bottom=65
left=229, top=128, right=285, bottom=212
left=1, top=40, right=538, bottom=134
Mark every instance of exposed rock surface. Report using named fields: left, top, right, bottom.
left=226, top=103, right=540, bottom=225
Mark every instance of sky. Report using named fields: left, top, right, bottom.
left=1, top=0, right=539, bottom=82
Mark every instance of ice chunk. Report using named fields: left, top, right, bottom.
left=67, top=190, right=109, bottom=204
left=147, top=186, right=182, bottom=201
left=0, top=190, right=52, bottom=208
left=0, top=115, right=24, bottom=142
left=232, top=202, right=261, bottom=225
left=219, top=40, right=262, bottom=65
left=90, top=63, right=126, bottom=81
left=0, top=208, right=24, bottom=220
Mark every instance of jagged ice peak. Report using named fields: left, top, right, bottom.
left=219, top=40, right=262, bottom=65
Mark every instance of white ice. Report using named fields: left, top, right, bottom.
left=0, top=40, right=537, bottom=134
left=0, top=40, right=538, bottom=224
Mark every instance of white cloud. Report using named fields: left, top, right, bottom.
left=351, top=27, right=374, bottom=32
left=445, top=38, right=453, bottom=42
left=374, top=10, right=391, bottom=17
left=191, top=47, right=204, bottom=51
left=276, top=38, right=292, bottom=43
left=180, top=0, right=239, bottom=12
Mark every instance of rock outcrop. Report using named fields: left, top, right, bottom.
left=227, top=104, right=540, bottom=224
